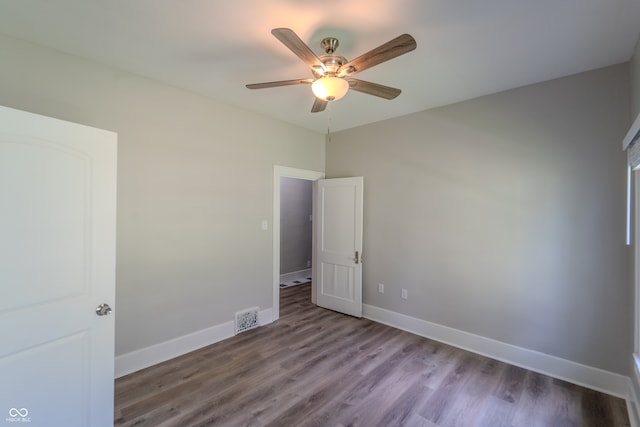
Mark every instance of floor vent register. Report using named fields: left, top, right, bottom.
left=235, top=307, right=259, bottom=334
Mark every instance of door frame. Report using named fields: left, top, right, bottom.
left=272, top=165, right=325, bottom=321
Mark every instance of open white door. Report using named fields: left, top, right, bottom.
left=315, top=177, right=363, bottom=318
left=0, top=106, right=117, bottom=427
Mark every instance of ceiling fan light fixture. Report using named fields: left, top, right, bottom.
left=311, top=77, right=349, bottom=102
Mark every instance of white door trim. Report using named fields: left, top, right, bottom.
left=273, top=166, right=325, bottom=321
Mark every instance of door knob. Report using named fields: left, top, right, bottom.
left=95, top=303, right=112, bottom=316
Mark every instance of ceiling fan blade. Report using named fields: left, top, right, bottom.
left=246, top=78, right=314, bottom=89
left=271, top=28, right=326, bottom=74
left=338, top=34, right=416, bottom=77
left=348, top=79, right=401, bottom=100
left=311, top=98, right=328, bottom=113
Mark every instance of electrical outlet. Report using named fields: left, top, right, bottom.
left=401, top=288, right=408, bottom=300
left=378, top=283, right=384, bottom=294
left=306, top=260, right=311, bottom=268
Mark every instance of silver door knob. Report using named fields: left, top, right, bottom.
left=95, top=303, right=112, bottom=316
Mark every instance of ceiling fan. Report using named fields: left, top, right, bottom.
left=246, top=28, right=417, bottom=113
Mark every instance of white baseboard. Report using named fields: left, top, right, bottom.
left=115, top=308, right=273, bottom=378
left=280, top=268, right=312, bottom=284
left=363, top=304, right=630, bottom=399
left=628, top=356, right=640, bottom=427
left=115, top=302, right=631, bottom=403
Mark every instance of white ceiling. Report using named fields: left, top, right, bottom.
left=0, top=0, right=639, bottom=133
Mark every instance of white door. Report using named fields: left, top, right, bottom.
left=0, top=106, right=117, bottom=427
left=315, top=177, right=363, bottom=317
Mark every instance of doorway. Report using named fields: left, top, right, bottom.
left=279, top=176, right=313, bottom=288
left=272, top=166, right=325, bottom=320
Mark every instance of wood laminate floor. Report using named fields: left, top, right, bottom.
left=114, top=284, right=630, bottom=426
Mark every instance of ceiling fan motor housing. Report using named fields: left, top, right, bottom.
left=313, top=54, right=347, bottom=78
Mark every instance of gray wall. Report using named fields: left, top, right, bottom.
left=1, top=30, right=634, bottom=376
left=631, top=37, right=640, bottom=119
left=326, top=64, right=631, bottom=374
left=280, top=177, right=313, bottom=274
left=0, top=34, right=325, bottom=356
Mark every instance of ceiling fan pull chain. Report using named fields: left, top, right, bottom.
left=327, top=102, right=332, bottom=143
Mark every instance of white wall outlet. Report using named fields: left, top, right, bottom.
left=378, top=283, right=384, bottom=294
left=401, top=288, right=408, bottom=300
left=306, top=260, right=311, bottom=268
left=261, top=219, right=268, bottom=231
